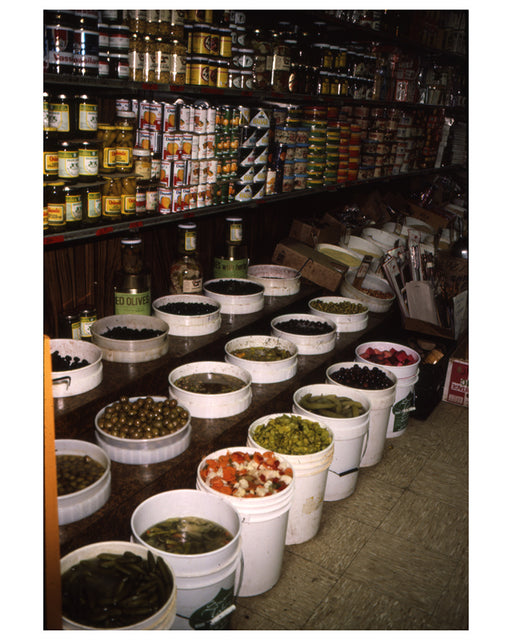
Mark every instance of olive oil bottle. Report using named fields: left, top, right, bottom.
left=213, top=216, right=248, bottom=279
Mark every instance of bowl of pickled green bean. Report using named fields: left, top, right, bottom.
left=60, top=540, right=177, bottom=629
left=308, top=296, right=368, bottom=332
left=55, top=439, right=111, bottom=525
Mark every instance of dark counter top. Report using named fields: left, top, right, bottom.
left=53, top=283, right=400, bottom=558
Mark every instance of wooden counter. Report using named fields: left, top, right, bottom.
left=54, top=283, right=400, bottom=558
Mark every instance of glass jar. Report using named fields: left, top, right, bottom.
left=78, top=140, right=99, bottom=181
left=135, top=180, right=148, bottom=213
left=115, top=124, right=134, bottom=173
left=154, top=36, right=171, bottom=83
left=169, top=38, right=186, bottom=84
left=98, top=124, right=117, bottom=173
left=46, top=181, right=67, bottom=230
left=63, top=184, right=83, bottom=228
left=82, top=182, right=102, bottom=224
left=79, top=308, right=97, bottom=341
left=145, top=177, right=159, bottom=213
left=43, top=128, right=59, bottom=180
left=109, top=52, right=129, bottom=79
left=142, top=34, right=156, bottom=82
left=129, top=32, right=143, bottom=81
left=44, top=10, right=76, bottom=74
left=58, top=140, right=79, bottom=183
left=74, top=93, right=98, bottom=139
left=48, top=93, right=73, bottom=138
left=121, top=176, right=137, bottom=216
left=128, top=9, right=146, bottom=35
left=133, top=146, right=152, bottom=180
left=168, top=10, right=185, bottom=41
left=169, top=222, right=203, bottom=294
left=102, top=176, right=122, bottom=220
left=216, top=59, right=229, bottom=88
left=268, top=32, right=291, bottom=93
left=58, top=311, right=81, bottom=340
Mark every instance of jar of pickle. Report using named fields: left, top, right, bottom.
left=58, top=140, right=79, bottom=183
left=46, top=181, right=66, bottom=230
left=98, top=124, right=117, bottom=173
left=115, top=124, right=134, bottom=173
left=145, top=177, right=159, bottom=213
left=43, top=127, right=59, bottom=180
left=102, top=175, right=122, bottom=220
left=145, top=10, right=159, bottom=35
left=129, top=32, right=143, bottom=81
left=154, top=36, right=171, bottom=83
left=128, top=9, right=146, bottom=35
left=142, top=34, right=156, bottom=82
left=78, top=140, right=99, bottom=181
left=82, top=182, right=102, bottom=224
left=169, top=38, right=186, bottom=84
left=168, top=10, right=185, bottom=41
left=135, top=180, right=148, bottom=214
left=121, top=175, right=137, bottom=216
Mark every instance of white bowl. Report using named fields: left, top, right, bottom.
left=224, top=335, right=298, bottom=384
left=203, top=279, right=265, bottom=314
left=361, top=227, right=404, bottom=250
left=94, top=396, right=191, bottom=465
left=247, top=264, right=301, bottom=296
left=271, top=313, right=336, bottom=355
left=55, top=439, right=111, bottom=525
left=50, top=339, right=103, bottom=398
left=308, top=296, right=368, bottom=332
left=152, top=294, right=221, bottom=337
left=168, top=361, right=252, bottom=419
left=340, top=235, right=384, bottom=271
left=91, top=314, right=169, bottom=363
left=340, top=269, right=395, bottom=313
left=355, top=341, right=420, bottom=379
left=316, top=243, right=363, bottom=268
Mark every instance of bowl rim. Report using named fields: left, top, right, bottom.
left=224, top=334, right=299, bottom=363
left=91, top=314, right=169, bottom=344
left=308, top=296, right=369, bottom=318
left=152, top=294, right=221, bottom=317
left=168, top=361, right=253, bottom=396
left=55, top=439, right=111, bottom=501
left=203, top=278, right=265, bottom=297
left=271, top=312, right=337, bottom=335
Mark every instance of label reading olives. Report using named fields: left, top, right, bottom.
left=48, top=203, right=65, bottom=225
left=115, top=290, right=152, bottom=315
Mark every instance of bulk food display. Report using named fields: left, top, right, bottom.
left=45, top=8, right=467, bottom=632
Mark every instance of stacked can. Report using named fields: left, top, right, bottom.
left=302, top=106, right=328, bottom=190
left=214, top=104, right=241, bottom=204
left=325, top=106, right=343, bottom=186
left=233, top=107, right=271, bottom=201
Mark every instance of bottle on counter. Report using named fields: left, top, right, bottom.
left=169, top=222, right=203, bottom=294
left=114, top=234, right=152, bottom=315
left=79, top=307, right=97, bottom=341
left=213, top=216, right=249, bottom=279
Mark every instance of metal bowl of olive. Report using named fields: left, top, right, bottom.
left=224, top=335, right=298, bottom=384
left=94, top=396, right=191, bottom=465
left=55, top=439, right=111, bottom=525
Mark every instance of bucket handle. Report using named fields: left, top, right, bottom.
left=52, top=375, right=71, bottom=390
left=328, top=430, right=369, bottom=479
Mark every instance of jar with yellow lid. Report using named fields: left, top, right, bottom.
left=102, top=175, right=122, bottom=220
left=169, top=39, right=186, bottom=84
left=98, top=124, right=117, bottom=173
left=154, top=36, right=171, bottom=83
left=115, top=124, right=134, bottom=173
left=46, top=181, right=67, bottom=230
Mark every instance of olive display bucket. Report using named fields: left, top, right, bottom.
left=292, top=384, right=370, bottom=501
left=196, top=447, right=294, bottom=598
left=355, top=342, right=420, bottom=439
left=60, top=541, right=177, bottom=630
left=131, top=489, right=242, bottom=630
left=325, top=362, right=398, bottom=467
left=247, top=414, right=334, bottom=546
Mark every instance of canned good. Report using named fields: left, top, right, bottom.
left=189, top=56, right=210, bottom=86
left=249, top=108, right=271, bottom=128
left=237, top=164, right=254, bottom=184
left=234, top=181, right=253, bottom=202
left=253, top=164, right=267, bottom=183
left=181, top=133, right=193, bottom=159
left=159, top=187, right=173, bottom=214
left=189, top=160, right=200, bottom=185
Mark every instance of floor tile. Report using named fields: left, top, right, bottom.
left=430, top=550, right=468, bottom=629
left=379, top=488, right=468, bottom=559
left=344, top=530, right=457, bottom=614
left=230, top=603, right=287, bottom=630
left=409, top=457, right=468, bottom=510
left=362, top=438, right=430, bottom=489
left=303, top=575, right=433, bottom=630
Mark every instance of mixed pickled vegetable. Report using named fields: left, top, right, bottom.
left=252, top=414, right=332, bottom=456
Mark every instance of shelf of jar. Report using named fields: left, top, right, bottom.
left=43, top=164, right=466, bottom=246
left=43, top=73, right=467, bottom=113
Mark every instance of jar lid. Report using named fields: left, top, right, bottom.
left=121, top=237, right=142, bottom=245
left=133, top=147, right=150, bottom=156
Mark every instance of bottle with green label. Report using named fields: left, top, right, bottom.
left=113, top=234, right=152, bottom=315
left=213, top=216, right=249, bottom=279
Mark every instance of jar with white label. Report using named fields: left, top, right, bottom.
left=58, top=140, right=79, bottom=183
left=169, top=222, right=203, bottom=294
left=133, top=146, right=152, bottom=180
left=78, top=140, right=99, bottom=181
left=63, top=184, right=83, bottom=228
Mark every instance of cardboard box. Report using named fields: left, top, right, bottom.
left=289, top=215, right=343, bottom=248
left=272, top=238, right=347, bottom=292
left=442, top=358, right=468, bottom=407
left=407, top=201, right=451, bottom=232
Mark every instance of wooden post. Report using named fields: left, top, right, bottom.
left=43, top=335, right=62, bottom=629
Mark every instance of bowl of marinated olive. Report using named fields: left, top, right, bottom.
left=203, top=278, right=264, bottom=315
left=94, top=396, right=191, bottom=465
left=308, top=296, right=368, bottom=332
left=60, top=540, right=177, bottom=629
left=55, top=439, right=111, bottom=525
left=168, top=361, right=252, bottom=419
left=152, top=294, right=221, bottom=337
left=340, top=269, right=396, bottom=314
left=224, top=335, right=298, bottom=384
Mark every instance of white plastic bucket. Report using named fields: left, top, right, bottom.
left=325, top=362, right=398, bottom=467
left=196, top=447, right=294, bottom=597
left=247, top=414, right=334, bottom=545
left=60, top=540, right=177, bottom=630
left=292, top=384, right=370, bottom=501
left=355, top=341, right=420, bottom=438
left=131, top=489, right=242, bottom=630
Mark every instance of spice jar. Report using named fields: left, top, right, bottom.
left=102, top=175, right=122, bottom=220
left=115, top=123, right=134, bottom=173
left=98, top=124, right=117, bottom=173
left=169, top=38, right=186, bottom=84
left=58, top=140, right=79, bottom=183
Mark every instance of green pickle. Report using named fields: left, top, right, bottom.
left=252, top=414, right=332, bottom=455
left=298, top=393, right=365, bottom=418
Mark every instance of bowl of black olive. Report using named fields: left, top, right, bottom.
left=152, top=294, right=221, bottom=336
left=50, top=339, right=103, bottom=397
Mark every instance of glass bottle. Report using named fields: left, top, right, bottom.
left=250, top=27, right=272, bottom=90
left=142, top=33, right=156, bottom=82
left=43, top=127, right=59, bottom=180
left=115, top=119, right=135, bottom=173
left=169, top=38, right=187, bottom=84
left=213, top=216, right=249, bottom=278
left=169, top=222, right=203, bottom=294
left=268, top=31, right=291, bottom=93
left=154, top=35, right=171, bottom=83
left=114, top=235, right=152, bottom=315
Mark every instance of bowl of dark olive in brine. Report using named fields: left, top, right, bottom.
left=168, top=361, right=252, bottom=419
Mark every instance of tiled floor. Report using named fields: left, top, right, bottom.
left=231, top=400, right=469, bottom=631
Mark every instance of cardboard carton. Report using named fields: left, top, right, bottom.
left=442, top=358, right=468, bottom=407
left=289, top=215, right=344, bottom=248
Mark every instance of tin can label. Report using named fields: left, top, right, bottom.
left=193, top=106, right=207, bottom=134
left=189, top=160, right=200, bottom=186
left=159, top=188, right=173, bottom=214
left=197, top=183, right=206, bottom=208
left=253, top=164, right=267, bottom=183
left=146, top=187, right=158, bottom=212
left=172, top=189, right=182, bottom=212
left=182, top=133, right=193, bottom=159
left=78, top=103, right=98, bottom=133
left=48, top=203, right=66, bottom=224
left=189, top=185, right=198, bottom=209
left=163, top=103, right=177, bottom=131
left=148, top=102, right=163, bottom=132
left=173, top=161, right=187, bottom=187
left=234, top=182, right=253, bottom=202
left=249, top=108, right=271, bottom=128
left=179, top=105, right=193, bottom=131
left=102, top=195, right=121, bottom=216
left=44, top=151, right=59, bottom=176
left=162, top=132, right=180, bottom=160
left=237, top=164, right=254, bottom=184
left=139, top=100, right=152, bottom=129
left=206, top=159, right=218, bottom=183
left=159, top=159, right=172, bottom=187
left=121, top=194, right=136, bottom=215
left=181, top=187, right=190, bottom=210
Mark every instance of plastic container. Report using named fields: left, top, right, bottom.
left=316, top=243, right=363, bottom=269
left=50, top=339, right=103, bottom=397
left=224, top=335, right=298, bottom=384
left=325, top=362, right=398, bottom=466
left=196, top=446, right=294, bottom=597
left=203, top=278, right=264, bottom=314
left=55, top=439, right=111, bottom=525
left=355, top=341, right=420, bottom=438
left=247, top=414, right=334, bottom=545
left=361, top=227, right=403, bottom=251
left=168, top=361, right=252, bottom=419
left=340, top=235, right=384, bottom=272
left=152, top=294, right=221, bottom=336
left=91, top=314, right=169, bottom=363
left=292, top=384, right=370, bottom=501
left=60, top=541, right=177, bottom=630
left=94, top=396, right=191, bottom=465
left=247, top=264, right=301, bottom=296
left=308, top=296, right=368, bottom=333
left=341, top=269, right=395, bottom=313
left=271, top=313, right=336, bottom=355
left=131, top=489, right=242, bottom=630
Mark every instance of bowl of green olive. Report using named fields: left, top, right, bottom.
left=55, top=439, right=111, bottom=525
left=94, top=396, right=191, bottom=465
